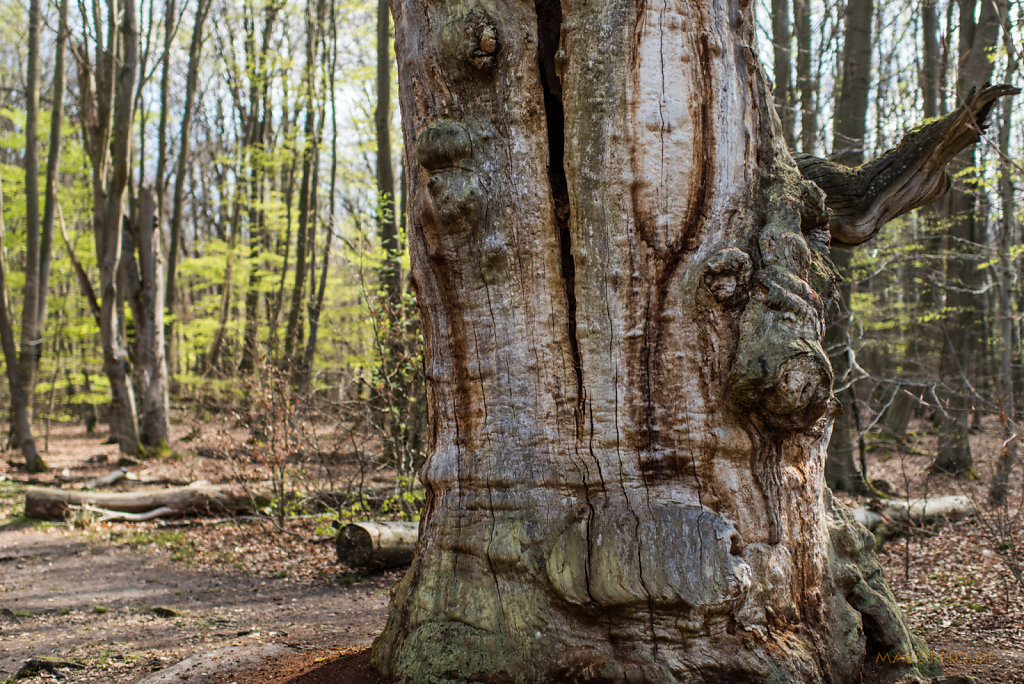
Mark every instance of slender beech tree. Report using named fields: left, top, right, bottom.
left=122, top=189, right=169, bottom=447
left=376, top=0, right=400, bottom=312
left=988, top=4, right=1018, bottom=505
left=299, top=0, right=340, bottom=392
left=77, top=0, right=142, bottom=454
left=34, top=0, right=70, bottom=394
left=794, top=0, right=817, bottom=153
left=165, top=0, right=212, bottom=372
left=370, top=0, right=1013, bottom=678
left=284, top=0, right=325, bottom=368
left=239, top=1, right=282, bottom=373
left=882, top=0, right=944, bottom=440
left=933, top=0, right=1001, bottom=474
left=18, top=0, right=42, bottom=423
left=0, top=174, right=44, bottom=472
left=823, top=0, right=874, bottom=492
left=772, top=0, right=795, bottom=147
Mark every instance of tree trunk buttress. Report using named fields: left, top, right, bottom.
left=372, top=1, right=938, bottom=682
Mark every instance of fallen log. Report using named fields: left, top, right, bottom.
left=24, top=483, right=254, bottom=520
left=336, top=521, right=419, bottom=570
left=853, top=494, right=978, bottom=532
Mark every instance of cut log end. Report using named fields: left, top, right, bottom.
left=335, top=521, right=419, bottom=570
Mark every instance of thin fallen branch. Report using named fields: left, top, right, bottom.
left=83, top=469, right=127, bottom=490
left=73, top=504, right=179, bottom=522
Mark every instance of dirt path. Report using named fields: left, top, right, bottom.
left=0, top=523, right=391, bottom=683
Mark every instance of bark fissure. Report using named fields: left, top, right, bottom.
left=537, top=0, right=581, bottom=430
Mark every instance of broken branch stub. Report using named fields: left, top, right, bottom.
left=796, top=84, right=1019, bottom=247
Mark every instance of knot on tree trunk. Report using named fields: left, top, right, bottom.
left=438, top=9, right=500, bottom=74
left=726, top=191, right=839, bottom=431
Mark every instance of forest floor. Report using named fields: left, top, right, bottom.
left=0, top=416, right=1023, bottom=683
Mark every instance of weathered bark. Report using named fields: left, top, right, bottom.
left=336, top=521, right=418, bottom=570
left=371, top=1, right=943, bottom=681
left=123, top=189, right=170, bottom=447
left=24, top=483, right=254, bottom=520
left=0, top=175, right=45, bottom=472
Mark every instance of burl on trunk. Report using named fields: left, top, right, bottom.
left=371, top=0, right=1013, bottom=680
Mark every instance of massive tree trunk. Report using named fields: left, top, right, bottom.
left=367, top=1, right=1012, bottom=681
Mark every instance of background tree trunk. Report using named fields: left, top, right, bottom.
left=34, top=0, right=69, bottom=397
left=372, top=0, right=936, bottom=680
left=824, top=0, right=873, bottom=492
left=78, top=0, right=142, bottom=455
left=376, top=0, right=400, bottom=312
left=18, top=0, right=43, bottom=421
left=933, top=0, right=1000, bottom=475
left=0, top=175, right=45, bottom=472
left=772, top=0, right=795, bottom=147
left=123, top=189, right=170, bottom=447
left=794, top=0, right=817, bottom=153
left=164, top=0, right=211, bottom=378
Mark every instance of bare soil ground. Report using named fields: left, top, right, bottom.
left=1, top=417, right=1023, bottom=683
left=0, top=419, right=400, bottom=683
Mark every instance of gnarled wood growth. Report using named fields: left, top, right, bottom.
left=371, top=0, right=1011, bottom=680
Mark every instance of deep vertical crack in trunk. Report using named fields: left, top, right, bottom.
left=536, top=0, right=582, bottom=427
